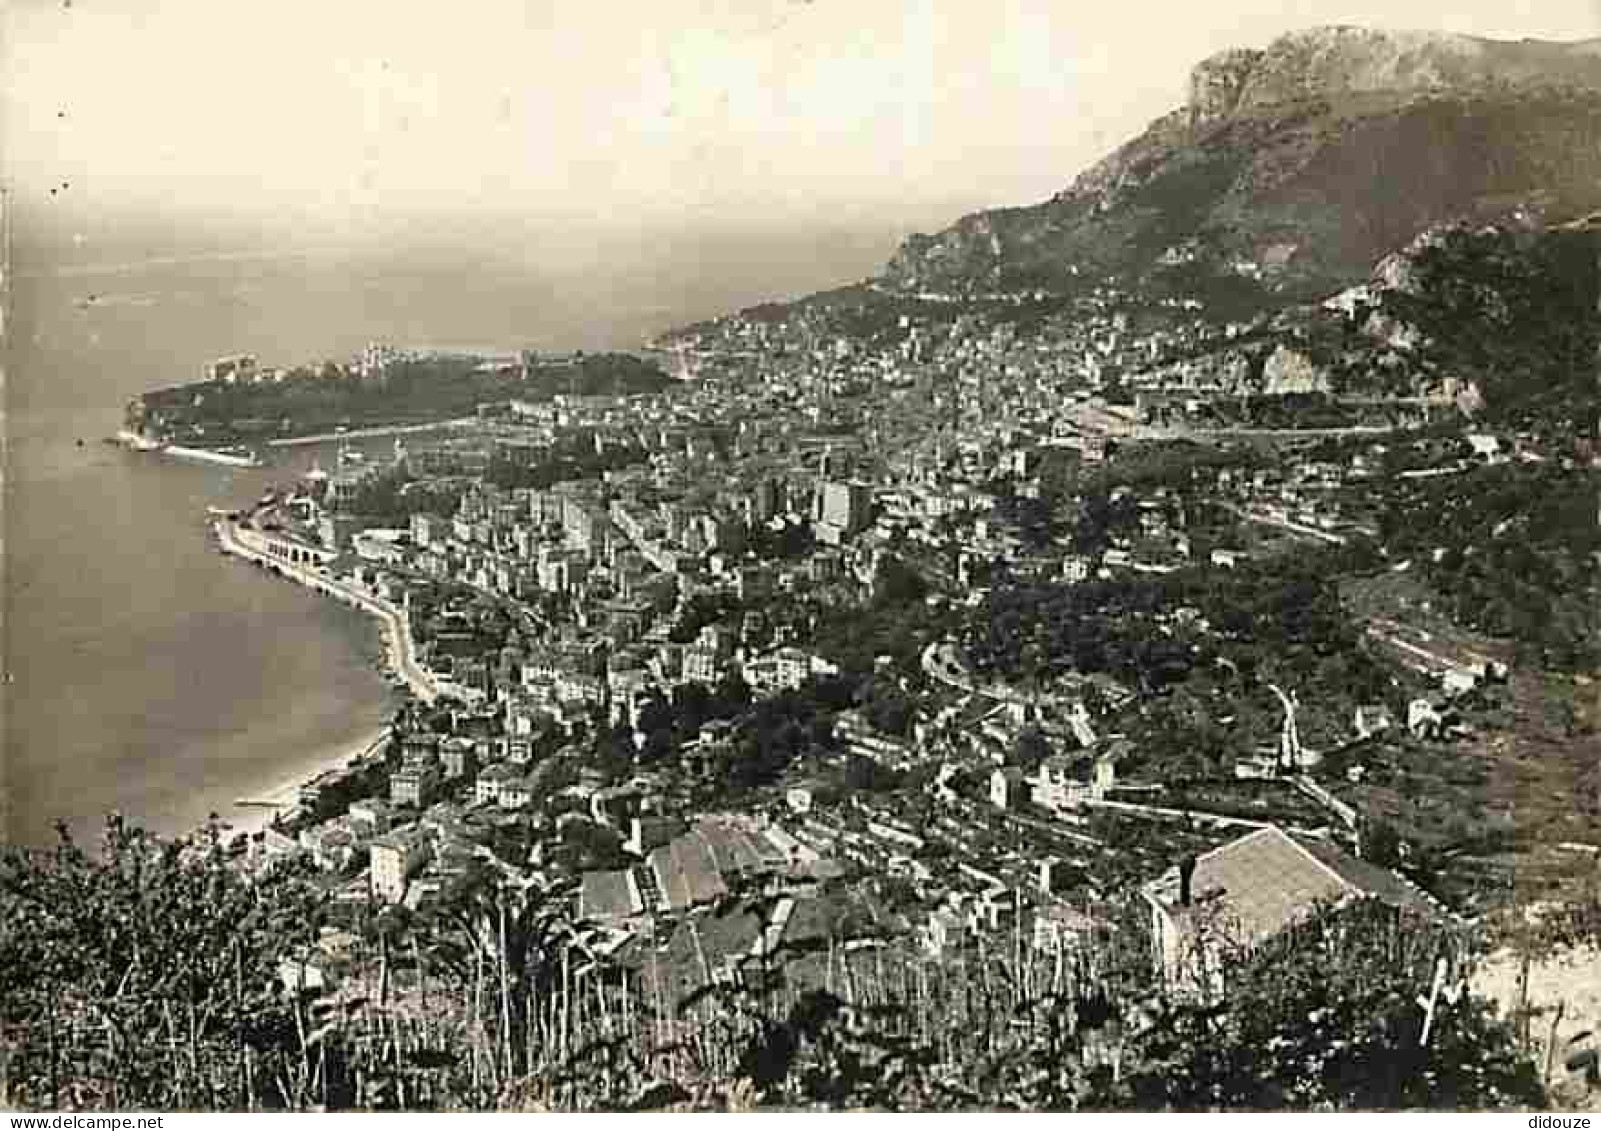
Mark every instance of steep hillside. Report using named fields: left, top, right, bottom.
left=1115, top=221, right=1601, bottom=422
left=884, top=27, right=1601, bottom=306
left=1343, top=220, right=1601, bottom=426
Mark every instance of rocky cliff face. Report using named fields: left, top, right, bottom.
left=1189, top=27, right=1601, bottom=122
left=1281, top=222, right=1598, bottom=420
left=1089, top=220, right=1601, bottom=420
left=1189, top=47, right=1267, bottom=122
left=883, top=27, right=1601, bottom=307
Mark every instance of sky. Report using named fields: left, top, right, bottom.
left=5, top=0, right=1601, bottom=247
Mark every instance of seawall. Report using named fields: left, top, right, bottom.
left=213, top=519, right=440, bottom=704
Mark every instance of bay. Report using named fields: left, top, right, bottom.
left=1, top=223, right=892, bottom=846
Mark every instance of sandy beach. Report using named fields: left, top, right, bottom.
left=193, top=518, right=433, bottom=847
left=216, top=723, right=391, bottom=842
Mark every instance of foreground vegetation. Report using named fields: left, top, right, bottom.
left=0, top=818, right=1574, bottom=1112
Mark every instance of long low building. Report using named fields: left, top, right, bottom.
left=649, top=832, right=727, bottom=911
left=576, top=818, right=804, bottom=922
left=231, top=521, right=338, bottom=567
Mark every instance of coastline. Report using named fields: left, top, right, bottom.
left=211, top=517, right=439, bottom=704
left=201, top=517, right=441, bottom=846
left=220, top=724, right=390, bottom=842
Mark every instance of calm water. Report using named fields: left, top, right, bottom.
left=2, top=224, right=893, bottom=845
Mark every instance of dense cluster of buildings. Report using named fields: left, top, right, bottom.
left=223, top=286, right=1526, bottom=995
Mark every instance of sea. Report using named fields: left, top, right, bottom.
left=2, top=218, right=895, bottom=846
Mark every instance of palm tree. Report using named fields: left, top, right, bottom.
left=433, top=869, right=591, bottom=1082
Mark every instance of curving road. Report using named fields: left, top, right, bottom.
left=921, top=640, right=1029, bottom=703
left=214, top=519, right=440, bottom=703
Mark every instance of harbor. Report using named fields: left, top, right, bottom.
left=265, top=417, right=475, bottom=447
left=164, top=443, right=264, bottom=469
left=110, top=428, right=266, bottom=468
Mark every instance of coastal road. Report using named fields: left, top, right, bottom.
left=214, top=520, right=440, bottom=703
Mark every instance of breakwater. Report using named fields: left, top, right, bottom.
left=266, top=418, right=474, bottom=447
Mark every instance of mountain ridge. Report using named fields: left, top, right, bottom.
left=1188, top=26, right=1601, bottom=121
left=881, top=26, right=1601, bottom=305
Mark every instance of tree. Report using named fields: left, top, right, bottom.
left=873, top=554, right=929, bottom=606
left=843, top=753, right=903, bottom=794
left=711, top=671, right=754, bottom=718
left=1113, top=903, right=1544, bottom=1111
left=1011, top=726, right=1051, bottom=772
left=591, top=724, right=637, bottom=782
left=0, top=818, right=330, bottom=1109
left=671, top=683, right=712, bottom=734
left=857, top=677, right=915, bottom=739
left=636, top=692, right=673, bottom=736
left=1361, top=819, right=1405, bottom=869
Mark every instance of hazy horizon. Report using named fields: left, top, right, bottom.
left=7, top=0, right=1600, bottom=268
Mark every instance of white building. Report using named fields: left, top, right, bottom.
left=370, top=831, right=431, bottom=904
